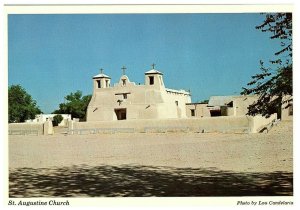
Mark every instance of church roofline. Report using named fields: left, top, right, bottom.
left=145, top=69, right=163, bottom=75
left=93, top=73, right=111, bottom=79
left=166, top=88, right=190, bottom=95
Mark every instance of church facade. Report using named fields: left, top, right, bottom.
left=86, top=66, right=191, bottom=121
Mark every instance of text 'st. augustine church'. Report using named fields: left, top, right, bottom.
left=86, top=65, right=191, bottom=121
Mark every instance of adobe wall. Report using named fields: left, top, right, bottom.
left=9, top=121, right=54, bottom=135
left=233, top=96, right=258, bottom=116
left=221, top=106, right=235, bottom=116
left=71, top=114, right=277, bottom=134
left=249, top=113, right=277, bottom=133
left=186, top=104, right=211, bottom=118
left=163, top=91, right=191, bottom=118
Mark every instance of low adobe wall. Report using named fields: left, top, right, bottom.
left=9, top=121, right=53, bottom=135
left=69, top=115, right=276, bottom=134
left=249, top=113, right=277, bottom=133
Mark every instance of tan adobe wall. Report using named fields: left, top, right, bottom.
left=9, top=121, right=53, bottom=135
left=186, top=104, right=210, bottom=118
left=163, top=91, right=191, bottom=118
left=233, top=96, right=258, bottom=116
left=217, top=96, right=258, bottom=117
left=249, top=113, right=277, bottom=132
left=70, top=115, right=276, bottom=134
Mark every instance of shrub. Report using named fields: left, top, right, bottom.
left=52, top=114, right=63, bottom=126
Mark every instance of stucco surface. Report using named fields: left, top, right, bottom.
left=71, top=115, right=276, bottom=134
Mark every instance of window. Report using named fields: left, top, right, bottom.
left=122, top=79, right=126, bottom=86
left=191, top=109, right=195, bottom=116
left=175, top=101, right=178, bottom=106
left=97, top=80, right=101, bottom=88
left=149, top=76, right=154, bottom=85
left=123, top=93, right=127, bottom=99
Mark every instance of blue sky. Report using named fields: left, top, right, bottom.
left=8, top=13, right=280, bottom=113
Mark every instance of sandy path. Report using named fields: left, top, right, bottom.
left=9, top=121, right=292, bottom=173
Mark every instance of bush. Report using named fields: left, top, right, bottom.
left=52, top=114, right=63, bottom=126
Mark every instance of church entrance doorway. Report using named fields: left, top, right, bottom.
left=114, top=108, right=127, bottom=120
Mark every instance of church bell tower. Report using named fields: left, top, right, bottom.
left=144, top=63, right=165, bottom=89
left=93, top=68, right=111, bottom=89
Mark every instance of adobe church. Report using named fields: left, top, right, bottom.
left=86, top=65, right=191, bottom=121
left=86, top=65, right=292, bottom=123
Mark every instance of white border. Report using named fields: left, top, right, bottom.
left=1, top=2, right=298, bottom=209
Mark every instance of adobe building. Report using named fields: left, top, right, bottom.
left=86, top=65, right=292, bottom=123
left=189, top=95, right=292, bottom=120
left=26, top=114, right=72, bottom=126
left=208, top=95, right=259, bottom=117
left=10, top=65, right=290, bottom=135
left=185, top=95, right=259, bottom=118
left=86, top=66, right=191, bottom=121
left=185, top=103, right=211, bottom=118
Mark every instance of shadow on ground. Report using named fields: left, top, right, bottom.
left=9, top=165, right=293, bottom=197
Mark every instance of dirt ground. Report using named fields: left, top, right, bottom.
left=8, top=120, right=293, bottom=197
left=9, top=121, right=292, bottom=172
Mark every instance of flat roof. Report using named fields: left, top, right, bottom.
left=93, top=73, right=111, bottom=79
left=145, top=69, right=163, bottom=75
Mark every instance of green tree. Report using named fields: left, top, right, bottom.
left=199, top=99, right=209, bottom=104
left=8, top=84, right=42, bottom=123
left=52, top=114, right=63, bottom=126
left=241, top=13, right=292, bottom=117
left=53, top=91, right=92, bottom=121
